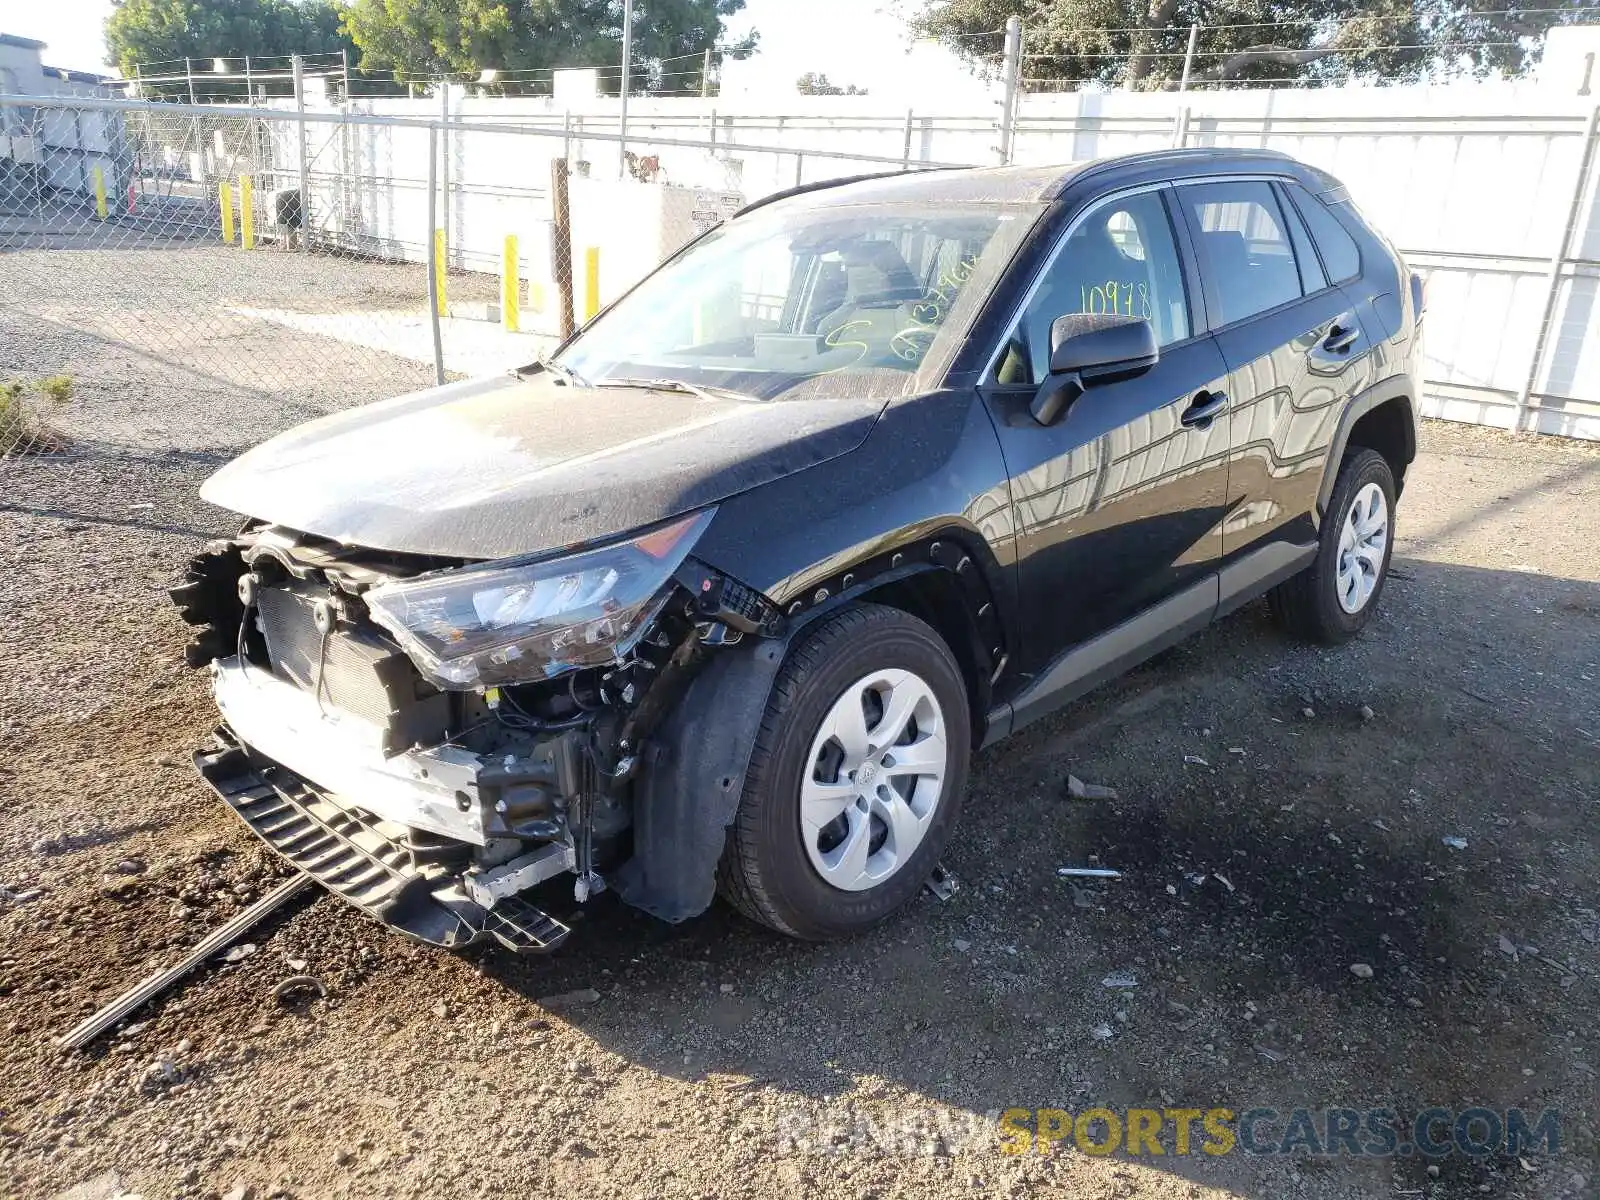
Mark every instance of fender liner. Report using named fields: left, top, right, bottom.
left=1316, top=373, right=1418, bottom=519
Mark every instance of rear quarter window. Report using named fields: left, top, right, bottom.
left=1286, top=182, right=1361, bottom=283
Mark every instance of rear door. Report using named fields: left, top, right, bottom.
left=1173, top=179, right=1376, bottom=606
left=980, top=186, right=1232, bottom=684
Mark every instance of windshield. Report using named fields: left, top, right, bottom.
left=558, top=199, right=1040, bottom=401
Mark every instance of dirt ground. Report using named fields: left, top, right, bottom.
left=1, top=420, right=1597, bottom=1200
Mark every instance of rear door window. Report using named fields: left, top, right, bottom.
left=1178, top=181, right=1303, bottom=327
left=1284, top=182, right=1362, bottom=283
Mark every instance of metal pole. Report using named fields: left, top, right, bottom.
left=1171, top=104, right=1190, bottom=149
left=901, top=106, right=915, bottom=169
left=997, top=16, right=1021, bottom=165
left=292, top=54, right=309, bottom=252
left=1514, top=102, right=1600, bottom=433
left=1179, top=24, right=1198, bottom=93
left=341, top=48, right=350, bottom=101
left=701, top=47, right=712, bottom=99
left=242, top=57, right=251, bottom=102
left=795, top=153, right=804, bottom=186
left=185, top=57, right=196, bottom=105
left=618, top=0, right=634, bottom=178
left=425, top=125, right=446, bottom=386
left=439, top=84, right=451, bottom=267
left=550, top=157, right=575, bottom=340
left=562, top=109, right=572, bottom=163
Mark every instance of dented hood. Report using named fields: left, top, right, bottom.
left=201, top=372, right=887, bottom=559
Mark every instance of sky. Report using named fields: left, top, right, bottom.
left=2, top=0, right=984, bottom=96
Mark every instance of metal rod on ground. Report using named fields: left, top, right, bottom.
left=997, top=16, right=1022, bottom=165
left=1179, top=23, right=1199, bottom=93
left=1514, top=101, right=1600, bottom=434
left=426, top=125, right=446, bottom=386
left=58, top=874, right=315, bottom=1051
left=618, top=0, right=634, bottom=178
left=293, top=54, right=309, bottom=252
left=550, top=157, right=575, bottom=340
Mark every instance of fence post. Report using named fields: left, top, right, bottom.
left=425, top=125, right=446, bottom=387
left=997, top=15, right=1022, bottom=165
left=901, top=107, right=915, bottom=169
left=1179, top=24, right=1199, bottom=93
left=292, top=54, right=310, bottom=252
left=1514, top=102, right=1600, bottom=434
left=617, top=0, right=634, bottom=179
left=185, top=57, right=196, bottom=106
left=244, top=56, right=252, bottom=101
left=701, top=48, right=712, bottom=99
left=439, top=85, right=451, bottom=268
left=1172, top=105, right=1191, bottom=149
left=550, top=157, right=575, bottom=340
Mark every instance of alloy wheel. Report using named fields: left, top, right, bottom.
left=1336, top=481, right=1389, bottom=614
left=800, top=668, right=949, bottom=892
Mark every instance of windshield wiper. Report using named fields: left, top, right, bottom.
left=594, top=376, right=756, bottom=403
left=522, top=358, right=586, bottom=387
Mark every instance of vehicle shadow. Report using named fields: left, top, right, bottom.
left=465, top=556, right=1599, bottom=1196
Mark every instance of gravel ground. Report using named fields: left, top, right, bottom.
left=0, top=386, right=1597, bottom=1200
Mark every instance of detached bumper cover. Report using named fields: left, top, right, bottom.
left=195, top=733, right=571, bottom=953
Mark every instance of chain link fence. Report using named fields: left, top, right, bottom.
left=0, top=96, right=583, bottom=464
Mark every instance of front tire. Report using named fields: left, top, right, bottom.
left=1269, top=447, right=1396, bottom=644
left=716, top=604, right=971, bottom=940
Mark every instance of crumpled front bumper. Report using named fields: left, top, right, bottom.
left=195, top=657, right=573, bottom=952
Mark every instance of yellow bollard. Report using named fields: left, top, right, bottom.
left=584, top=246, right=601, bottom=321
left=501, top=234, right=520, bottom=333
left=240, top=175, right=255, bottom=249
left=219, top=181, right=235, bottom=243
left=92, top=166, right=107, bottom=221
left=434, top=229, right=449, bottom=318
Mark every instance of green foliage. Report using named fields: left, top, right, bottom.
left=105, top=0, right=351, bottom=78
left=38, top=375, right=75, bottom=405
left=796, top=71, right=867, bottom=96
left=915, top=0, right=1600, bottom=89
left=340, top=0, right=755, bottom=94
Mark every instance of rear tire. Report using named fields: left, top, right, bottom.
left=716, top=603, right=970, bottom=940
left=1269, top=447, right=1396, bottom=644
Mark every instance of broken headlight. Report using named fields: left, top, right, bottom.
left=365, top=510, right=713, bottom=689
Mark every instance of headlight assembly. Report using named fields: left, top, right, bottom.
left=365, top=509, right=713, bottom=689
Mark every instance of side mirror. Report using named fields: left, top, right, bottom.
left=1030, top=313, right=1160, bottom=425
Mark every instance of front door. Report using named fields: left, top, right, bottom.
left=981, top=187, right=1233, bottom=683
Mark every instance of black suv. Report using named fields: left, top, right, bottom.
left=176, top=148, right=1420, bottom=952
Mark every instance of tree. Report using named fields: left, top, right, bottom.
left=340, top=0, right=756, bottom=94
left=795, top=71, right=868, bottom=95
left=105, top=0, right=350, bottom=77
left=912, top=0, right=1600, bottom=90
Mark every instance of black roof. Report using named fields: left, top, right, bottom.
left=0, top=33, right=49, bottom=50
left=756, top=148, right=1315, bottom=215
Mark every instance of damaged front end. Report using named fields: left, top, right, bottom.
left=171, top=515, right=778, bottom=953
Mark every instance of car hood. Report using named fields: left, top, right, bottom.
left=201, top=372, right=887, bottom=559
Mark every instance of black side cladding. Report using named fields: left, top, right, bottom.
left=614, top=635, right=788, bottom=922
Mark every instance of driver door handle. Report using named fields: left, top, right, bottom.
left=1180, top=389, right=1229, bottom=428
